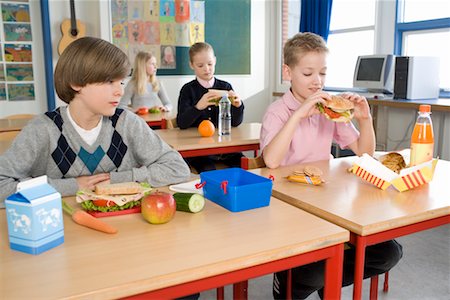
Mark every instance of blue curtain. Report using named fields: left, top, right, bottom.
left=300, top=0, right=333, bottom=41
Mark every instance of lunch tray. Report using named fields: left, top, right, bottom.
left=87, top=207, right=141, bottom=218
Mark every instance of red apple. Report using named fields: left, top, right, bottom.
left=141, top=191, right=176, bottom=224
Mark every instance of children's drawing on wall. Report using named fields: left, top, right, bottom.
left=128, top=20, right=145, bottom=44
left=175, top=22, right=189, bottom=46
left=0, top=83, right=6, bottom=101
left=4, top=44, right=32, bottom=62
left=111, top=0, right=127, bottom=23
left=191, top=0, right=204, bottom=23
left=109, top=0, right=205, bottom=71
left=0, top=65, right=5, bottom=81
left=143, top=21, right=160, bottom=45
left=8, top=83, right=34, bottom=101
left=112, top=21, right=128, bottom=45
left=1, top=3, right=30, bottom=22
left=6, top=64, right=33, bottom=81
left=160, top=21, right=175, bottom=45
left=145, top=0, right=159, bottom=20
left=0, top=1, right=36, bottom=102
left=175, top=0, right=190, bottom=23
left=160, top=0, right=175, bottom=18
left=4, top=23, right=32, bottom=42
left=127, top=0, right=144, bottom=20
left=128, top=44, right=160, bottom=68
left=161, top=45, right=175, bottom=69
left=190, top=22, right=204, bottom=44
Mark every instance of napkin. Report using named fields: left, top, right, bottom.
left=169, top=179, right=203, bottom=195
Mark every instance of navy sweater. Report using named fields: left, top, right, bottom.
left=176, top=78, right=244, bottom=129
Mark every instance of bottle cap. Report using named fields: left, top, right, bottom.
left=419, top=104, right=431, bottom=113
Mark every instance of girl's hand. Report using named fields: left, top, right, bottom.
left=228, top=90, right=242, bottom=107
left=195, top=91, right=221, bottom=110
left=158, top=105, right=169, bottom=112
left=76, top=173, right=110, bottom=191
left=340, top=92, right=371, bottom=120
left=294, top=91, right=331, bottom=119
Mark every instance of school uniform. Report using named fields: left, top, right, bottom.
left=177, top=78, right=245, bottom=173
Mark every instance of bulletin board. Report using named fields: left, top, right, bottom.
left=0, top=0, right=35, bottom=101
left=109, top=0, right=250, bottom=76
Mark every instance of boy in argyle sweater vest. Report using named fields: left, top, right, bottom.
left=0, top=37, right=190, bottom=203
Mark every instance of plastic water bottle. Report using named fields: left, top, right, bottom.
left=410, top=104, right=434, bottom=166
left=218, top=94, right=231, bottom=136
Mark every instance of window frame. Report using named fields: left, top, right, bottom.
left=394, top=1, right=450, bottom=97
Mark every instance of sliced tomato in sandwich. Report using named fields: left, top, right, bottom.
left=92, top=199, right=115, bottom=207
left=323, top=106, right=342, bottom=119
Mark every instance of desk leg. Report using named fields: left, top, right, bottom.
left=352, top=234, right=367, bottom=300
left=437, top=113, right=445, bottom=157
left=233, top=281, right=248, bottom=300
left=323, top=243, right=344, bottom=300
left=216, top=287, right=224, bottom=300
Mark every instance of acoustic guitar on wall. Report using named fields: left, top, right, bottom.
left=58, top=0, right=86, bottom=55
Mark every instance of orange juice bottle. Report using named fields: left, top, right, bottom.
left=410, top=105, right=434, bottom=166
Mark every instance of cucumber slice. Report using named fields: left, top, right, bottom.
left=173, top=193, right=205, bottom=213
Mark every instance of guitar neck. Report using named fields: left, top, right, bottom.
left=69, top=0, right=78, bottom=36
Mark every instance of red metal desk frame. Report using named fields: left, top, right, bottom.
left=123, top=243, right=344, bottom=300
left=350, top=215, right=450, bottom=300
left=146, top=118, right=167, bottom=129
left=178, top=144, right=259, bottom=158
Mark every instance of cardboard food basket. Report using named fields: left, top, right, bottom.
left=349, top=152, right=438, bottom=192
left=199, top=168, right=273, bottom=212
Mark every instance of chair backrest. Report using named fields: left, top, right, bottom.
left=5, top=114, right=35, bottom=120
left=166, top=118, right=178, bottom=129
left=241, top=156, right=266, bottom=170
left=0, top=131, right=20, bottom=141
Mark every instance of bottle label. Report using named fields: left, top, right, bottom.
left=410, top=143, right=434, bottom=166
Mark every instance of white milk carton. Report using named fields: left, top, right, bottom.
left=5, top=176, right=64, bottom=254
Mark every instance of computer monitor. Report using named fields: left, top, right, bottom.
left=353, top=54, right=395, bottom=93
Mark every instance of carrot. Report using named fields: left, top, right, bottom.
left=62, top=200, right=118, bottom=234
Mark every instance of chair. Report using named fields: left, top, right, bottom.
left=240, top=156, right=266, bottom=170
left=165, top=117, right=177, bottom=129
left=5, top=114, right=35, bottom=120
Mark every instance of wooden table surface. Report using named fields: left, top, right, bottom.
left=0, top=118, right=31, bottom=132
left=1, top=196, right=348, bottom=299
left=251, top=157, right=450, bottom=236
left=0, top=139, right=14, bottom=155
left=155, top=122, right=261, bottom=156
left=252, top=157, right=450, bottom=299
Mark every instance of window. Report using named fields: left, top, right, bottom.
left=396, top=0, right=450, bottom=95
left=326, top=0, right=377, bottom=89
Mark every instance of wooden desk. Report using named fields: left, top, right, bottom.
left=0, top=139, right=14, bottom=155
left=1, top=197, right=348, bottom=299
left=138, top=111, right=175, bottom=129
left=0, top=118, right=31, bottom=132
left=367, top=98, right=450, bottom=157
left=155, top=122, right=261, bottom=158
left=251, top=157, right=450, bottom=300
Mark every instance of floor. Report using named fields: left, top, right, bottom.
left=199, top=224, right=450, bottom=299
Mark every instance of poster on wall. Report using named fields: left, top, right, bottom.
left=108, top=0, right=250, bottom=75
left=0, top=0, right=35, bottom=101
left=110, top=0, right=205, bottom=69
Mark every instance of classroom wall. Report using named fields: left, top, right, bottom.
left=48, top=0, right=272, bottom=123
left=3, top=1, right=449, bottom=159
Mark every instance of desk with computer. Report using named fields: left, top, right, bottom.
left=353, top=54, right=448, bottom=158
